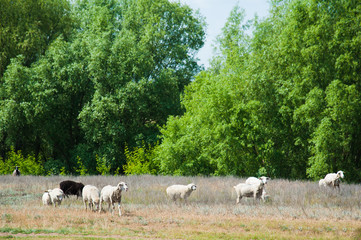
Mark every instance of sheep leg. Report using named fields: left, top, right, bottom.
left=99, top=199, right=102, bottom=213
left=118, top=203, right=122, bottom=216
left=84, top=200, right=88, bottom=210
left=236, top=195, right=241, bottom=204
left=110, top=202, right=114, bottom=215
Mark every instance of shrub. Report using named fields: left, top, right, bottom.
left=96, top=155, right=111, bottom=175
left=123, top=143, right=159, bottom=175
left=0, top=147, right=44, bottom=175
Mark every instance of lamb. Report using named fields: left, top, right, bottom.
left=99, top=182, right=128, bottom=216
left=82, top=185, right=100, bottom=212
left=245, top=176, right=270, bottom=201
left=320, top=170, right=344, bottom=190
left=233, top=180, right=265, bottom=204
left=12, top=166, right=20, bottom=176
left=59, top=180, right=84, bottom=198
left=43, top=188, right=65, bottom=207
left=166, top=183, right=197, bottom=203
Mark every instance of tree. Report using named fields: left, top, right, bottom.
left=155, top=0, right=361, bottom=180
left=77, top=0, right=205, bottom=172
left=0, top=0, right=72, bottom=77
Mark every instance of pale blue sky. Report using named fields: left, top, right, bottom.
left=174, top=0, right=270, bottom=68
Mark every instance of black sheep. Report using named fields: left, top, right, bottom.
left=59, top=180, right=84, bottom=198
left=12, top=166, right=20, bottom=176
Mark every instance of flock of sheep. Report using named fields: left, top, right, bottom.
left=42, top=180, right=128, bottom=216
left=38, top=170, right=345, bottom=216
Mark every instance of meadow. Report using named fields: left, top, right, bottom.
left=0, top=175, right=361, bottom=239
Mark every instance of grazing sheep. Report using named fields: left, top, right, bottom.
left=42, top=191, right=51, bottom=205
left=166, top=183, right=197, bottom=203
left=59, top=180, right=84, bottom=198
left=82, top=185, right=100, bottom=212
left=233, top=180, right=265, bottom=204
left=44, top=188, right=65, bottom=207
left=321, top=170, right=345, bottom=190
left=245, top=176, right=270, bottom=201
left=12, top=166, right=20, bottom=176
left=99, top=182, right=128, bottom=216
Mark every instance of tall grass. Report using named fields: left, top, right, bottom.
left=1, top=175, right=360, bottom=220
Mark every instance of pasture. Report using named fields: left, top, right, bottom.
left=0, top=175, right=361, bottom=239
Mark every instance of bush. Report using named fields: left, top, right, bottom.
left=123, top=143, right=159, bottom=175
left=0, top=147, right=44, bottom=175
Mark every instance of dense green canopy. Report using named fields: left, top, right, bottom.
left=0, top=0, right=205, bottom=174
left=1, top=0, right=361, bottom=181
left=155, top=0, right=361, bottom=180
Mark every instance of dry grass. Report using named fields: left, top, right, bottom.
left=0, top=175, right=361, bottom=239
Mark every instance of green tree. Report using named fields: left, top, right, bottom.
left=77, top=0, right=205, bottom=172
left=0, top=0, right=205, bottom=174
left=155, top=0, right=361, bottom=180
left=0, top=0, right=72, bottom=77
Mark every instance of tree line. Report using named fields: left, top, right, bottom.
left=1, top=0, right=361, bottom=181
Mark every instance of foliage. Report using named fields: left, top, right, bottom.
left=0, top=0, right=205, bottom=175
left=1, top=0, right=361, bottom=180
left=0, top=148, right=44, bottom=175
left=155, top=0, right=361, bottom=180
left=96, top=155, right=111, bottom=176
left=124, top=143, right=159, bottom=175
left=0, top=0, right=72, bottom=77
left=76, top=156, right=88, bottom=176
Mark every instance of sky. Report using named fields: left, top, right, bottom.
left=174, top=0, right=270, bottom=68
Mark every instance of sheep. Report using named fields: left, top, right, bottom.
left=166, top=183, right=197, bottom=203
left=233, top=180, right=265, bottom=204
left=99, top=182, right=128, bottom=216
left=245, top=176, right=270, bottom=201
left=12, top=166, right=20, bottom=176
left=43, top=188, right=65, bottom=207
left=321, top=170, right=345, bottom=191
left=42, top=191, right=51, bottom=205
left=59, top=180, right=84, bottom=198
left=82, top=185, right=100, bottom=212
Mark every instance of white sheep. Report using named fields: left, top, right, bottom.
left=321, top=170, right=344, bottom=190
left=82, top=185, right=100, bottom=212
left=99, top=182, right=128, bottom=216
left=233, top=180, right=265, bottom=204
left=245, top=176, right=270, bottom=201
left=42, top=191, right=51, bottom=205
left=166, top=183, right=197, bottom=203
left=43, top=188, right=65, bottom=207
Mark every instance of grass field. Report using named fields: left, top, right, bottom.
left=0, top=175, right=361, bottom=239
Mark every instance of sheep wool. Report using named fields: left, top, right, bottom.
left=245, top=176, right=270, bottom=201
left=321, top=170, right=345, bottom=190
left=166, top=183, right=197, bottom=203
left=82, top=185, right=100, bottom=211
left=233, top=181, right=265, bottom=204
left=44, top=188, right=65, bottom=207
left=42, top=191, right=52, bottom=205
left=99, top=182, right=128, bottom=216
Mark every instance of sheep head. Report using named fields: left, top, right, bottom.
left=337, top=171, right=344, bottom=179
left=259, top=176, right=270, bottom=184
left=117, top=182, right=128, bottom=192
left=188, top=183, right=197, bottom=191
